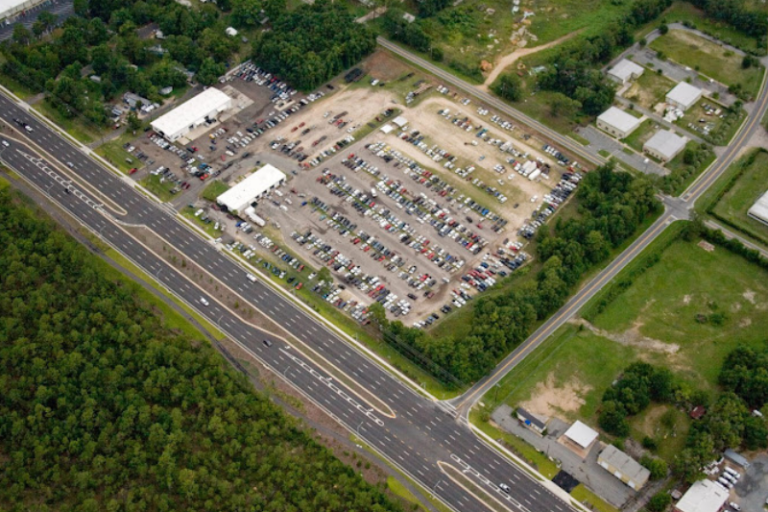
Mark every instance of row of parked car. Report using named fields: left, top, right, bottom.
left=519, top=171, right=582, bottom=239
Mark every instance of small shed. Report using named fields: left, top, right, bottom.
left=379, top=124, right=395, bottom=134
left=516, top=407, right=549, bottom=435
left=748, top=190, right=768, bottom=227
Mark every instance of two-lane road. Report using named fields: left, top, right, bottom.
left=0, top=94, right=574, bottom=512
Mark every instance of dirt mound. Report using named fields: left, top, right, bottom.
left=572, top=318, right=680, bottom=355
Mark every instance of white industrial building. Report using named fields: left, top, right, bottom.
left=666, top=82, right=702, bottom=111
left=607, top=59, right=645, bottom=85
left=748, top=190, right=768, bottom=227
left=597, top=107, right=642, bottom=139
left=1, top=0, right=46, bottom=20
left=674, top=480, right=728, bottom=512
left=216, top=164, right=286, bottom=213
left=151, top=88, right=233, bottom=142
left=562, top=420, right=599, bottom=453
left=597, top=445, right=650, bottom=490
left=643, top=129, right=687, bottom=162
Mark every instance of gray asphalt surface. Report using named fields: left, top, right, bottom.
left=0, top=93, right=574, bottom=512
left=0, top=0, right=74, bottom=42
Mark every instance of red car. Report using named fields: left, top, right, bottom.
left=295, top=282, right=303, bottom=290
left=129, top=168, right=138, bottom=175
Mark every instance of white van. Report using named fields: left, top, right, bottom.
left=246, top=273, right=257, bottom=283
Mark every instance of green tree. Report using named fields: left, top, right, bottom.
left=646, top=492, right=671, bottom=512
left=492, top=73, right=522, bottom=102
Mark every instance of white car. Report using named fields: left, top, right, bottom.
left=1, top=140, right=9, bottom=147
left=499, top=483, right=510, bottom=494
left=729, top=502, right=740, bottom=511
left=199, top=297, right=209, bottom=306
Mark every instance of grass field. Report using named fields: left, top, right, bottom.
left=622, top=119, right=659, bottom=153
left=711, top=149, right=768, bottom=247
left=95, top=138, right=138, bottom=174
left=637, top=2, right=766, bottom=55
left=483, top=226, right=768, bottom=462
left=201, top=180, right=230, bottom=202
left=141, top=173, right=179, bottom=202
left=623, top=70, right=676, bottom=110
left=649, top=29, right=764, bottom=97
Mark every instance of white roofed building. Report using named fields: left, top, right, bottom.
left=151, top=88, right=232, bottom=142
left=666, top=82, right=702, bottom=111
left=597, top=107, right=642, bottom=139
left=392, top=116, right=408, bottom=128
left=0, top=0, right=47, bottom=20
left=560, top=420, right=599, bottom=458
left=674, top=480, right=729, bottom=512
left=643, top=129, right=687, bottom=162
left=608, top=59, right=645, bottom=85
left=749, top=190, right=768, bottom=227
left=216, top=164, right=286, bottom=213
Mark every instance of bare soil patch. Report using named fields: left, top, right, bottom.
left=698, top=240, right=715, bottom=252
left=573, top=318, right=680, bottom=355
left=519, top=373, right=591, bottom=418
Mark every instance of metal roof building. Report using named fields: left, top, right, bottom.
left=674, top=480, right=729, bottom=512
left=597, top=107, right=643, bottom=139
left=151, top=88, right=233, bottom=142
left=563, top=421, right=598, bottom=450
left=748, top=190, right=768, bottom=227
left=643, top=129, right=687, bottom=162
left=597, top=445, right=650, bottom=490
left=608, top=59, right=645, bottom=85
left=216, top=164, right=286, bottom=213
left=666, top=82, right=702, bottom=111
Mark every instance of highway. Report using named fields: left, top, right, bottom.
left=0, top=94, right=574, bottom=512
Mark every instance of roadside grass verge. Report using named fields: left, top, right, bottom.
left=662, top=141, right=716, bottom=196
left=95, top=139, right=138, bottom=174
left=141, top=173, right=179, bottom=202
left=33, top=101, right=104, bottom=145
left=180, top=205, right=224, bottom=238
left=709, top=149, right=768, bottom=248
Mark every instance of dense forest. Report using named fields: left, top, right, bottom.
left=0, top=188, right=402, bottom=512
left=0, top=0, right=373, bottom=126
left=374, top=163, right=660, bottom=386
left=252, top=1, right=377, bottom=92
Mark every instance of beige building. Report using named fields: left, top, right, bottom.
left=597, top=107, right=642, bottom=139
left=643, top=129, right=687, bottom=162
left=608, top=59, right=645, bottom=85
left=597, top=445, right=650, bottom=490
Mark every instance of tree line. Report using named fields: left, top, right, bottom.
left=251, top=0, right=377, bottom=92
left=0, top=189, right=403, bottom=511
left=372, top=163, right=660, bottom=386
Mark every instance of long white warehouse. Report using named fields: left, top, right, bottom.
left=217, top=164, right=286, bottom=213
left=1, top=0, right=46, bottom=20
left=151, top=88, right=232, bottom=142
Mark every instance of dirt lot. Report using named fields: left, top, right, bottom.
left=127, top=50, right=581, bottom=326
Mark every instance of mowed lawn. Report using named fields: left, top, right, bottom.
left=712, top=149, right=768, bottom=247
left=494, top=236, right=768, bottom=437
left=649, top=29, right=764, bottom=96
left=623, top=70, right=676, bottom=109
left=592, top=239, right=768, bottom=389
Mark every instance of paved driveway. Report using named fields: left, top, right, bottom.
left=578, top=126, right=667, bottom=175
left=732, top=454, right=768, bottom=511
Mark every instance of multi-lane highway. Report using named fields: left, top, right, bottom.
left=0, top=93, right=574, bottom=512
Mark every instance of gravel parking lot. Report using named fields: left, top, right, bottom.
left=124, top=55, right=587, bottom=325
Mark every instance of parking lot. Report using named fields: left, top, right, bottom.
left=122, top=53, right=587, bottom=325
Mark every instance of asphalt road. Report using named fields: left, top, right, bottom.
left=448, top=51, right=768, bottom=413
left=0, top=94, right=574, bottom=512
